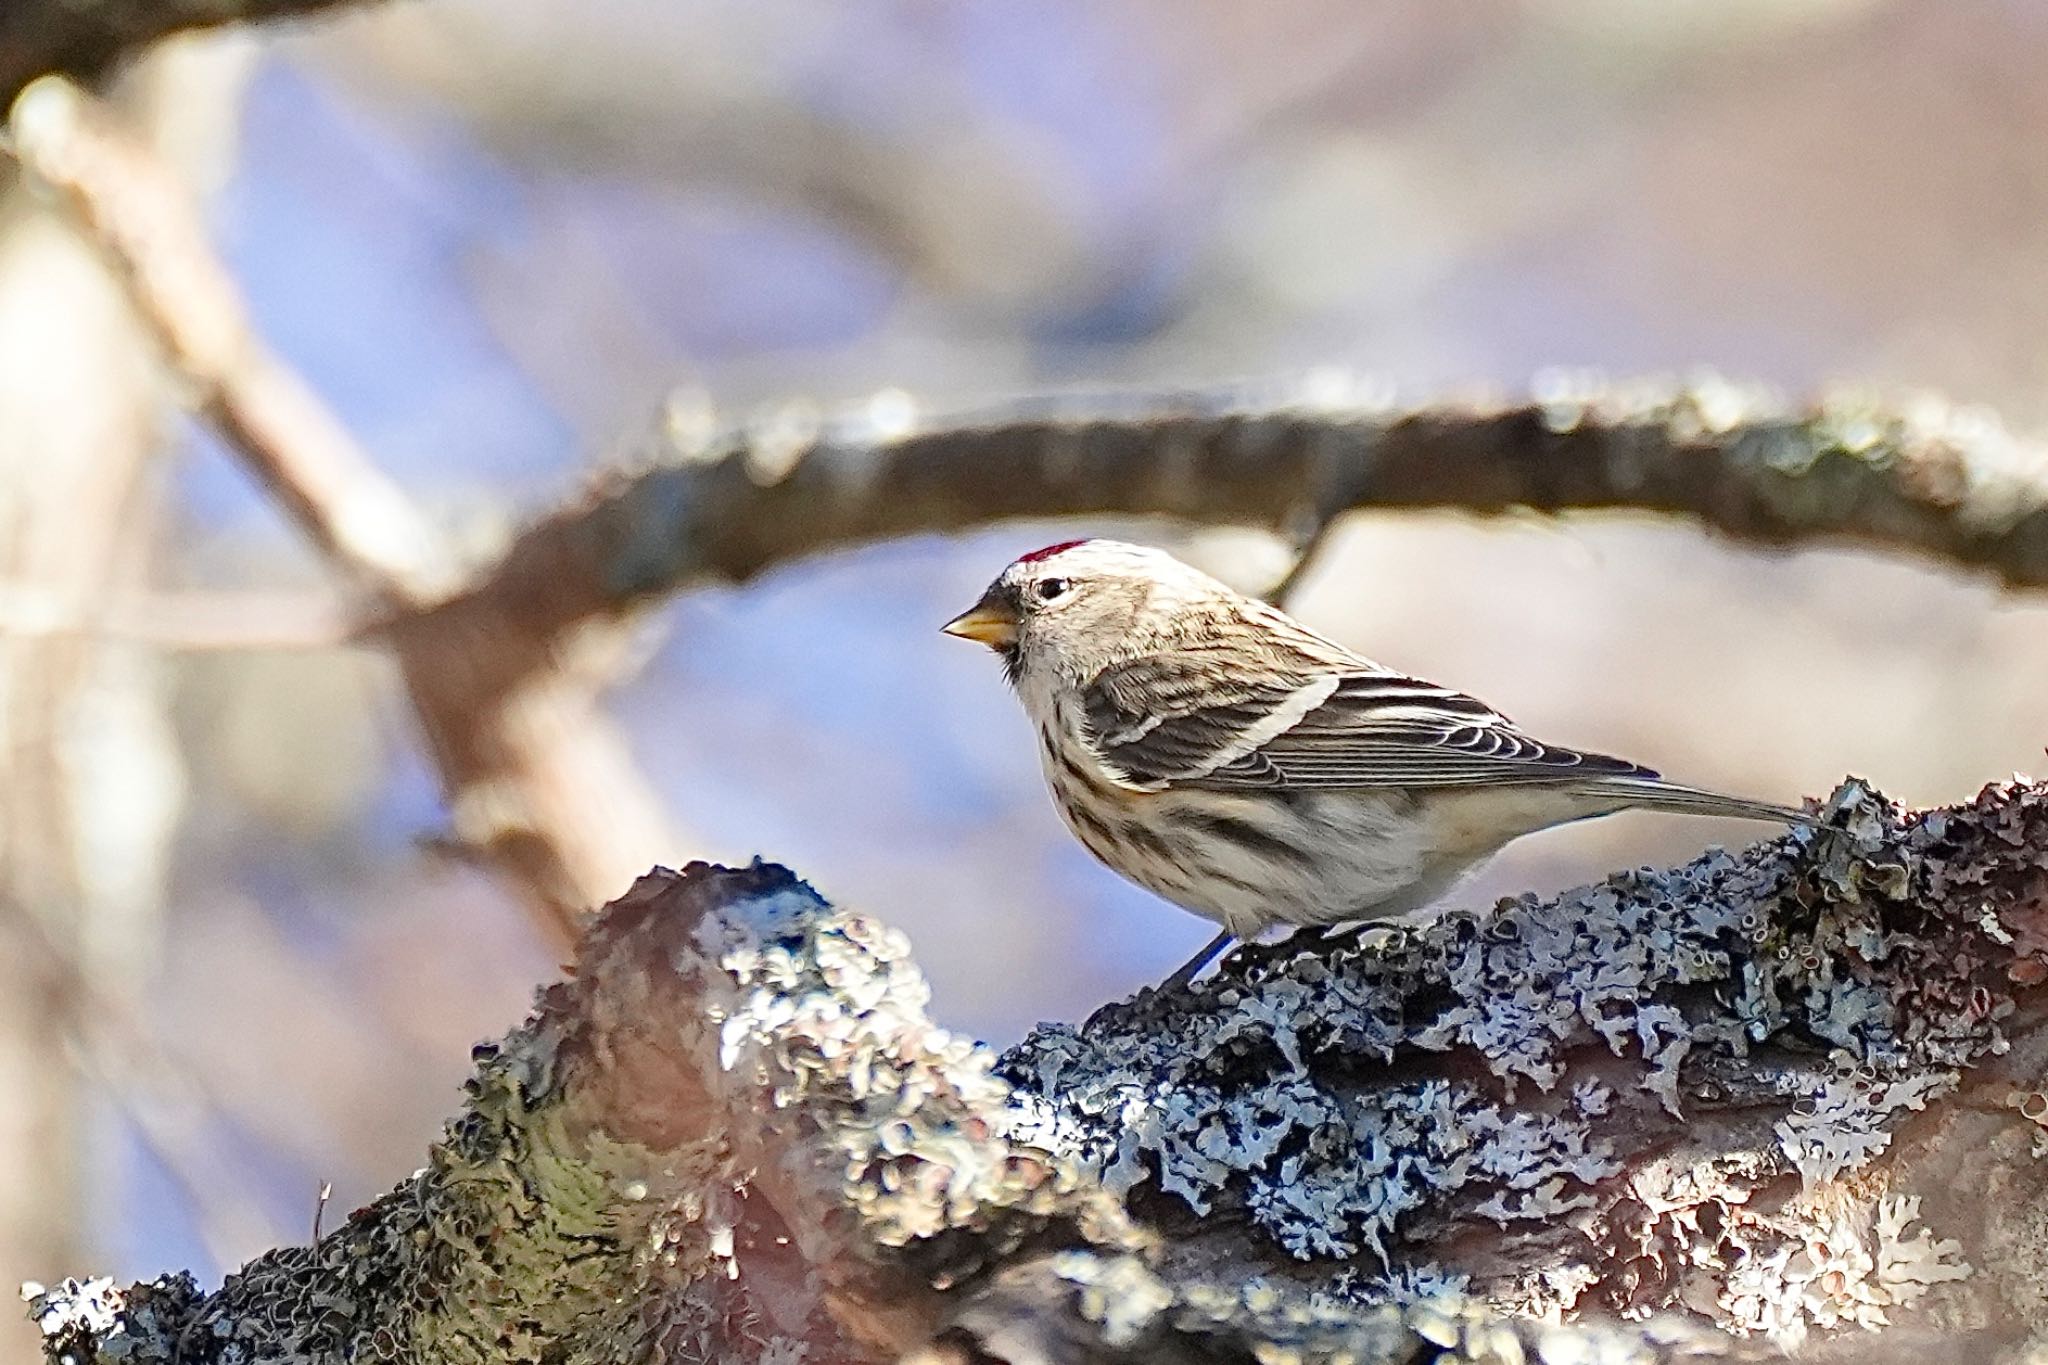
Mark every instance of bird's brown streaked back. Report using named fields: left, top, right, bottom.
left=943, top=538, right=1811, bottom=989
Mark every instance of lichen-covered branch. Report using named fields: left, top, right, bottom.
left=31, top=778, right=2048, bottom=1362
left=0, top=0, right=374, bottom=106
left=450, top=377, right=2048, bottom=649
left=1000, top=777, right=2048, bottom=1356
left=22, top=862, right=1737, bottom=1365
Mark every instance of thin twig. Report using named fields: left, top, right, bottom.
left=1267, top=514, right=1343, bottom=607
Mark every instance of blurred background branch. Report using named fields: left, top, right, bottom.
left=10, top=78, right=453, bottom=607
left=0, top=31, right=256, bottom=1323
left=11, top=74, right=681, bottom=951
left=0, top=587, right=351, bottom=651
left=454, top=378, right=2048, bottom=649
left=0, top=0, right=375, bottom=107
left=39, top=44, right=2048, bottom=972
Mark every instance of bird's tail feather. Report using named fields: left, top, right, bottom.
left=1585, top=778, right=1815, bottom=826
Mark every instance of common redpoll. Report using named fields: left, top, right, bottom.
left=943, top=538, right=1809, bottom=990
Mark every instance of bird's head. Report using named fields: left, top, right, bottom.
left=942, top=539, right=1211, bottom=686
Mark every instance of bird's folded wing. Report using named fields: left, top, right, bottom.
left=1082, top=658, right=1656, bottom=791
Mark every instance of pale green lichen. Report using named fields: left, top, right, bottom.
left=693, top=874, right=1144, bottom=1287
left=26, top=866, right=867, bottom=1365
left=1774, top=1069, right=1957, bottom=1190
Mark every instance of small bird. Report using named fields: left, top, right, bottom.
left=942, top=538, right=1809, bottom=990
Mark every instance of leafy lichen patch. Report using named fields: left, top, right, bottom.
left=1001, top=778, right=2048, bottom=1335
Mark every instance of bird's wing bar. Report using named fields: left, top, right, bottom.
left=1081, top=657, right=1307, bottom=786
left=1082, top=662, right=1655, bottom=791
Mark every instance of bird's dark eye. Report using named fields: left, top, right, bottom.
left=1036, top=577, right=1071, bottom=602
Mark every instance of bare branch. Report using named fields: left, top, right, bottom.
left=25, top=66, right=2046, bottom=956
left=453, top=378, right=2048, bottom=653
left=5, top=76, right=677, bottom=948
left=9, top=75, right=452, bottom=606
left=31, top=777, right=2048, bottom=1361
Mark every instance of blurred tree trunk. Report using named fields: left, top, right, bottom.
left=0, top=33, right=251, bottom=1336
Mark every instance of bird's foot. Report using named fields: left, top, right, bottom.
left=1155, top=929, right=1235, bottom=994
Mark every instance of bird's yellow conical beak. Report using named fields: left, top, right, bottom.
left=941, top=595, right=1019, bottom=649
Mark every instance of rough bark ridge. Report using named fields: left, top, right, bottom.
left=28, top=777, right=2048, bottom=1362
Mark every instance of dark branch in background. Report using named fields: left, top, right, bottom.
left=456, top=377, right=2048, bottom=652
left=0, top=0, right=372, bottom=107
left=23, top=0, right=2044, bottom=647
left=31, top=778, right=2048, bottom=1363
left=6, top=76, right=675, bottom=950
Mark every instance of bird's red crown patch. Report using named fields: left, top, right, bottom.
left=1017, top=539, right=1090, bottom=565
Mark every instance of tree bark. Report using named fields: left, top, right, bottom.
left=445, top=377, right=2048, bottom=651
left=30, top=776, right=2048, bottom=1362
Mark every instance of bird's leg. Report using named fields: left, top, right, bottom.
left=1159, top=930, right=1235, bottom=992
